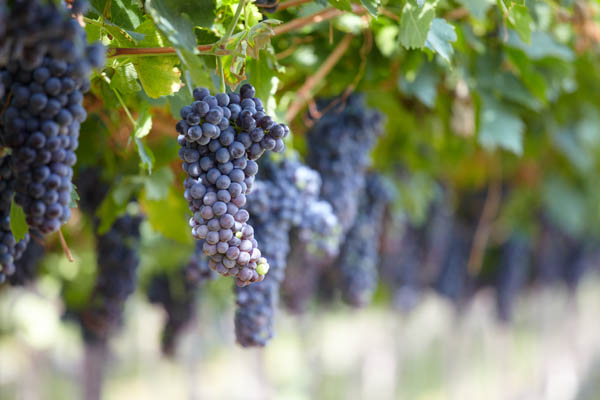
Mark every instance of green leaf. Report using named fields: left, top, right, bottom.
left=456, top=0, right=494, bottom=19
left=96, top=185, right=133, bottom=234
left=506, top=30, right=574, bottom=61
left=399, top=63, right=439, bottom=108
left=140, top=187, right=194, bottom=245
left=9, top=198, right=28, bottom=242
left=133, top=57, right=181, bottom=98
left=398, top=0, right=438, bottom=49
left=133, top=108, right=153, bottom=139
left=360, top=0, right=380, bottom=17
left=130, top=18, right=183, bottom=98
left=110, top=63, right=141, bottom=95
left=142, top=167, right=174, bottom=200
left=328, top=0, right=352, bottom=11
left=70, top=185, right=80, bottom=209
left=506, top=48, right=547, bottom=101
left=90, top=0, right=143, bottom=30
left=507, top=3, right=532, bottom=43
left=246, top=51, right=277, bottom=104
left=134, top=136, right=156, bottom=174
left=145, top=0, right=212, bottom=89
left=478, top=97, right=524, bottom=155
left=424, top=18, right=457, bottom=63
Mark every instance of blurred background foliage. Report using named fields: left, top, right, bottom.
left=2, top=0, right=600, bottom=398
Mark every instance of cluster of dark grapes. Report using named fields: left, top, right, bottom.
left=78, top=214, right=143, bottom=344
left=306, top=94, right=384, bottom=234
left=338, top=173, right=392, bottom=307
left=147, top=242, right=214, bottom=355
left=234, top=157, right=339, bottom=346
left=0, top=0, right=104, bottom=235
left=7, top=235, right=45, bottom=286
left=495, top=236, right=531, bottom=322
left=0, top=154, right=30, bottom=282
left=177, top=84, right=289, bottom=286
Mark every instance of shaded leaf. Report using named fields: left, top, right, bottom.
left=478, top=97, right=524, bottom=155
left=9, top=198, right=28, bottom=242
left=140, top=187, right=194, bottom=244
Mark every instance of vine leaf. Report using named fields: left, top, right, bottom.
left=145, top=0, right=212, bottom=88
left=456, top=0, right=494, bottom=19
left=140, top=187, right=194, bottom=244
left=90, top=0, right=144, bottom=30
left=398, top=0, right=438, bottom=49
left=133, top=108, right=153, bottom=139
left=110, top=63, right=141, bottom=95
left=478, top=96, right=524, bottom=155
left=360, top=0, right=380, bottom=16
left=425, top=18, right=457, bottom=63
left=9, top=198, right=28, bottom=242
left=329, top=0, right=353, bottom=11
left=134, top=137, right=155, bottom=174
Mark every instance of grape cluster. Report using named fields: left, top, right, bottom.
left=234, top=157, right=339, bottom=346
left=495, top=236, right=530, bottom=322
left=0, top=155, right=30, bottom=283
left=177, top=84, right=289, bottom=286
left=147, top=242, right=214, bottom=355
left=338, top=173, right=392, bottom=307
left=306, top=94, right=384, bottom=233
left=78, top=214, right=142, bottom=344
left=0, top=0, right=104, bottom=234
left=7, top=234, right=45, bottom=286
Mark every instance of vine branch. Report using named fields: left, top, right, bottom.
left=106, top=5, right=371, bottom=58
left=285, top=33, right=354, bottom=122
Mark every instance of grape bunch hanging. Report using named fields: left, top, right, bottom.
left=235, top=157, right=339, bottom=347
left=0, top=0, right=104, bottom=235
left=0, top=155, right=30, bottom=282
left=177, top=84, right=289, bottom=286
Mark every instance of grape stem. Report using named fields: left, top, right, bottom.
left=217, top=56, right=226, bottom=92
left=285, top=33, right=354, bottom=122
left=58, top=228, right=74, bottom=262
left=467, top=170, right=502, bottom=276
left=223, top=0, right=246, bottom=45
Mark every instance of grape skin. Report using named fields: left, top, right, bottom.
left=177, top=84, right=289, bottom=286
left=0, top=155, right=30, bottom=283
left=234, top=157, right=340, bottom=347
left=0, top=0, right=105, bottom=235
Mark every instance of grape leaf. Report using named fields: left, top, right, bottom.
left=399, top=63, right=439, bottom=108
left=131, top=18, right=182, bottom=98
left=424, top=18, right=457, bottom=63
left=506, top=31, right=574, bottom=61
left=478, top=97, right=524, bottom=155
left=140, top=187, right=194, bottom=244
left=133, top=108, right=153, bottom=139
left=134, top=57, right=181, bottom=98
left=360, top=0, right=380, bottom=17
left=70, top=185, right=80, bottom=209
left=110, top=63, right=141, bottom=95
left=506, top=3, right=532, bottom=43
left=145, top=0, right=212, bottom=89
left=135, top=136, right=156, bottom=174
left=398, top=0, right=438, bottom=49
left=246, top=51, right=279, bottom=106
left=376, top=26, right=399, bottom=57
left=329, top=0, right=352, bottom=11
left=9, top=198, right=28, bottom=242
left=456, top=0, right=494, bottom=19
left=90, top=0, right=143, bottom=30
